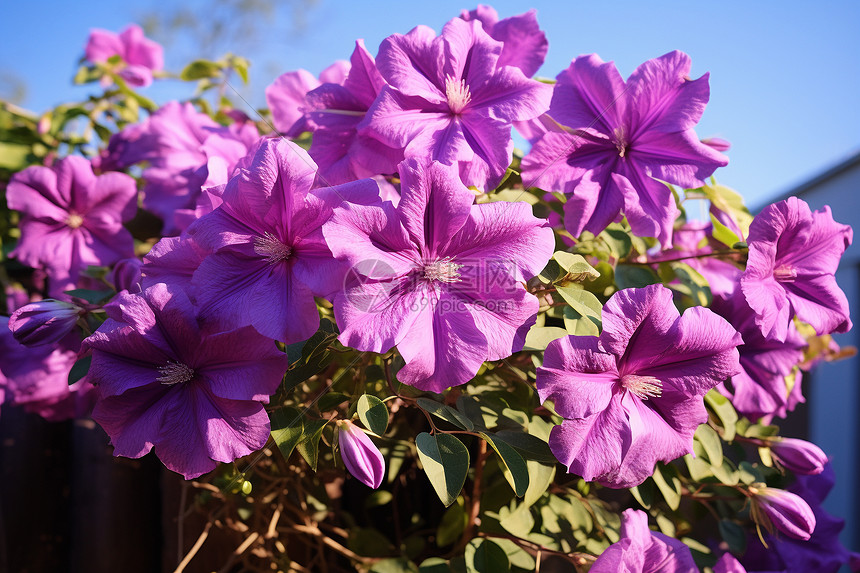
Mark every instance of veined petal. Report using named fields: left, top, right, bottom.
left=549, top=394, right=629, bottom=482
left=397, top=159, right=474, bottom=256
left=625, top=50, right=710, bottom=135
left=376, top=25, right=446, bottom=101
left=632, top=128, right=728, bottom=189
left=395, top=290, right=488, bottom=392
left=551, top=54, right=626, bottom=134
left=537, top=335, right=617, bottom=419
left=613, top=162, right=679, bottom=248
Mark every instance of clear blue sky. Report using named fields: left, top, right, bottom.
left=3, top=0, right=859, bottom=208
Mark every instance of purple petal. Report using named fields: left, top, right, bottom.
left=537, top=335, right=617, bottom=419
left=632, top=128, right=728, bottom=189
left=486, top=9, right=548, bottom=78
left=395, top=290, right=489, bottom=392
left=549, top=394, right=629, bottom=482
left=265, top=69, right=321, bottom=133
left=613, top=163, right=679, bottom=248
left=625, top=50, right=710, bottom=135
left=551, top=54, right=626, bottom=134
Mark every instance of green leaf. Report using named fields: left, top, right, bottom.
left=0, top=142, right=31, bottom=170
left=631, top=479, right=656, bottom=510
left=416, top=397, right=474, bottom=431
left=64, top=288, right=115, bottom=305
left=601, top=225, right=633, bottom=259
left=701, top=182, right=753, bottom=239
left=317, top=392, right=350, bottom=412
left=465, top=539, right=510, bottom=573
left=704, top=389, right=738, bottom=441
left=684, top=453, right=713, bottom=482
left=695, top=424, right=724, bottom=467
left=181, top=59, right=223, bottom=81
left=563, top=306, right=601, bottom=335
left=710, top=211, right=741, bottom=247
left=555, top=284, right=602, bottom=318
left=357, top=394, right=389, bottom=435
left=552, top=251, right=600, bottom=284
left=68, top=355, right=91, bottom=385
left=492, top=430, right=556, bottom=464
left=738, top=461, right=764, bottom=485
left=670, top=262, right=712, bottom=307
left=537, top=259, right=562, bottom=285
left=480, top=432, right=529, bottom=497
left=498, top=502, right=534, bottom=538
left=712, top=459, right=740, bottom=485
left=419, top=558, right=453, bottom=573
left=522, top=326, right=567, bottom=351
left=270, top=406, right=304, bottom=461
left=614, top=264, right=660, bottom=289
left=522, top=460, right=555, bottom=507
left=296, top=418, right=327, bottom=471
left=416, top=432, right=470, bottom=507
left=73, top=65, right=102, bottom=85
left=436, top=498, right=468, bottom=547
left=652, top=463, right=682, bottom=510
left=491, top=538, right=535, bottom=571
left=365, top=490, right=393, bottom=508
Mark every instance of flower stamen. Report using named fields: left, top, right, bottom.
left=773, top=264, right=797, bottom=282
left=621, top=374, right=662, bottom=400
left=66, top=213, right=84, bottom=229
left=254, top=232, right=292, bottom=264
left=613, top=127, right=628, bottom=158
left=423, top=257, right=463, bottom=283
left=445, top=75, right=472, bottom=115
left=156, top=361, right=195, bottom=385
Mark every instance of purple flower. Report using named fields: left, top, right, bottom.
left=536, top=284, right=741, bottom=488
left=338, top=420, right=385, bottom=488
left=8, top=299, right=83, bottom=347
left=0, top=318, right=93, bottom=421
left=323, top=158, right=554, bottom=392
left=521, top=51, right=728, bottom=247
left=714, top=553, right=747, bottom=573
left=740, top=465, right=860, bottom=573
left=741, top=197, right=852, bottom=342
left=103, top=101, right=234, bottom=235
left=711, top=290, right=806, bottom=421
left=85, top=24, right=164, bottom=87
left=111, top=257, right=144, bottom=293
left=265, top=61, right=350, bottom=136
left=590, top=509, right=697, bottom=572
left=84, top=283, right=289, bottom=479
left=459, top=5, right=548, bottom=78
left=749, top=486, right=816, bottom=541
left=769, top=438, right=828, bottom=475
left=7, top=156, right=137, bottom=296
left=303, top=40, right=404, bottom=185
left=361, top=17, right=552, bottom=191
left=186, top=138, right=379, bottom=344
left=140, top=235, right=208, bottom=293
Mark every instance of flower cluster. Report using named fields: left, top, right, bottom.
left=1, top=7, right=857, bottom=573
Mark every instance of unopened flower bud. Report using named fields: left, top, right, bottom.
left=749, top=485, right=816, bottom=540
left=770, top=438, right=828, bottom=475
left=8, top=300, right=82, bottom=347
left=338, top=420, right=384, bottom=489
left=111, top=257, right=143, bottom=293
